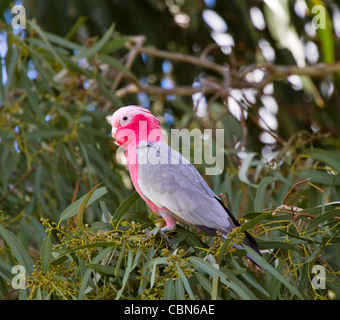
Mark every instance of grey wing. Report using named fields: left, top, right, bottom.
left=136, top=142, right=237, bottom=234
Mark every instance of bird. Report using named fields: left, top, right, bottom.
left=110, top=105, right=263, bottom=267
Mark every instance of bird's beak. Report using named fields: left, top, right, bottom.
left=112, top=127, right=117, bottom=140
left=111, top=127, right=121, bottom=146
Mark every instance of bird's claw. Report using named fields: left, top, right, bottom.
left=160, top=230, right=172, bottom=245
left=143, top=228, right=173, bottom=245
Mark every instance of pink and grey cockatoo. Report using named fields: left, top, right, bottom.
left=110, top=105, right=262, bottom=266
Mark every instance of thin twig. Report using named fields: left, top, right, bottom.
left=28, top=141, right=83, bottom=175
left=112, top=35, right=146, bottom=90
left=129, top=43, right=227, bottom=75
left=306, top=180, right=329, bottom=203
left=0, top=162, right=40, bottom=203
left=2, top=289, right=17, bottom=300
left=233, top=61, right=340, bottom=89
left=115, top=75, right=225, bottom=98
left=292, top=212, right=317, bottom=221
left=282, top=178, right=312, bottom=205
left=71, top=177, right=88, bottom=203
left=235, top=98, right=286, bottom=146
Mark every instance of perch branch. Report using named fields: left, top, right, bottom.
left=122, top=39, right=340, bottom=92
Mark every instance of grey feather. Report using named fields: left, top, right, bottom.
left=136, top=142, right=234, bottom=233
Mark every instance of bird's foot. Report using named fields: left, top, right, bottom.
left=160, top=226, right=175, bottom=245
left=143, top=227, right=174, bottom=245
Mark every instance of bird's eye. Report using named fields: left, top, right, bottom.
left=120, top=115, right=132, bottom=125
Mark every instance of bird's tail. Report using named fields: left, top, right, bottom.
left=234, top=232, right=264, bottom=269
left=213, top=197, right=264, bottom=268
left=199, top=224, right=264, bottom=269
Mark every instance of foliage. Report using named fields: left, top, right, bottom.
left=4, top=179, right=340, bottom=300
left=0, top=0, right=340, bottom=300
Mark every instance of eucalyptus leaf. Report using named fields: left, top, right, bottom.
left=59, top=186, right=107, bottom=222
left=41, top=233, right=52, bottom=272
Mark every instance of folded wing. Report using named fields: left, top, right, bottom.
left=136, top=142, right=236, bottom=234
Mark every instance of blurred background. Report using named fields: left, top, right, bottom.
left=0, top=0, right=340, bottom=299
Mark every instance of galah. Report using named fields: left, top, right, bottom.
left=110, top=105, right=262, bottom=266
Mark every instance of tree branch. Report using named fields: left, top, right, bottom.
left=112, top=58, right=340, bottom=99
left=128, top=42, right=227, bottom=76
left=121, top=39, right=340, bottom=94
left=235, top=61, right=340, bottom=89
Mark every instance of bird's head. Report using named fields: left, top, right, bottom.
left=110, top=106, right=165, bottom=148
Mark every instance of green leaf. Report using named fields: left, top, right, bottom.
left=98, top=54, right=136, bottom=79
left=307, top=1, right=335, bottom=63
left=211, top=268, right=219, bottom=300
left=88, top=264, right=116, bottom=276
left=100, top=37, right=131, bottom=54
left=220, top=268, right=258, bottom=300
left=41, top=233, right=52, bottom=272
left=116, top=249, right=133, bottom=300
left=99, top=200, right=111, bottom=223
left=114, top=241, right=126, bottom=277
left=278, top=229, right=322, bottom=244
left=0, top=225, right=33, bottom=275
left=175, top=278, right=185, bottom=300
left=78, top=246, right=114, bottom=299
left=298, top=169, right=340, bottom=186
left=240, top=212, right=271, bottom=233
left=164, top=279, right=175, bottom=300
left=221, top=114, right=243, bottom=146
left=88, top=264, right=139, bottom=280
left=150, top=259, right=158, bottom=289
left=76, top=184, right=102, bottom=231
left=111, top=191, right=140, bottom=227
left=307, top=209, right=340, bottom=231
left=59, top=186, right=107, bottom=222
left=254, top=177, right=277, bottom=212
left=305, top=243, right=322, bottom=264
left=88, top=221, right=111, bottom=233
left=76, top=24, right=115, bottom=58
left=268, top=263, right=283, bottom=299
left=195, top=273, right=213, bottom=298
left=26, top=130, right=66, bottom=139
left=176, top=263, right=195, bottom=300
left=243, top=246, right=303, bottom=299
left=0, top=257, right=15, bottom=283
left=231, top=258, right=270, bottom=298
left=65, top=16, right=88, bottom=40
left=302, top=148, right=340, bottom=174
left=4, top=46, right=19, bottom=100
left=174, top=228, right=205, bottom=250
left=51, top=242, right=117, bottom=267
left=256, top=237, right=302, bottom=252
left=143, top=257, right=170, bottom=270
left=28, top=20, right=66, bottom=67
left=28, top=51, right=58, bottom=94
left=299, top=201, right=340, bottom=215
left=238, top=152, right=258, bottom=188
left=121, top=211, right=154, bottom=224
left=131, top=249, right=141, bottom=270
left=189, top=256, right=254, bottom=300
